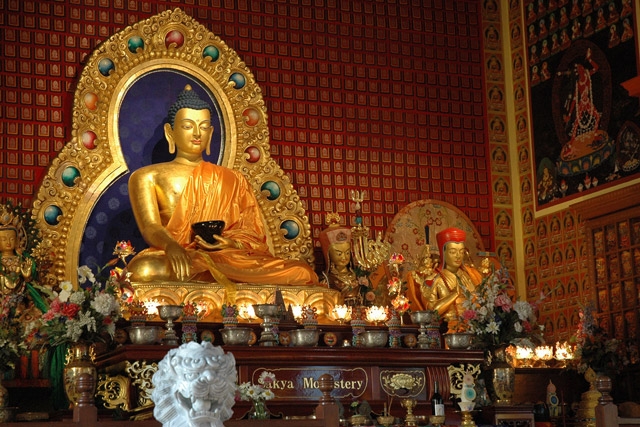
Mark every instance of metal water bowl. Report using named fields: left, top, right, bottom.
left=361, top=330, right=389, bottom=347
left=221, top=327, right=253, bottom=346
left=127, top=326, right=160, bottom=345
left=443, top=333, right=474, bottom=349
left=289, top=328, right=320, bottom=347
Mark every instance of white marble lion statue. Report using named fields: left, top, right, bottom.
left=151, top=341, right=237, bottom=427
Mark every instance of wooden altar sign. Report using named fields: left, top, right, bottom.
left=247, top=366, right=427, bottom=400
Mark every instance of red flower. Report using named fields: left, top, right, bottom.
left=61, top=303, right=81, bottom=319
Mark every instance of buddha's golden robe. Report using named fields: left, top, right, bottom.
left=137, top=162, right=319, bottom=285
left=421, top=265, right=482, bottom=331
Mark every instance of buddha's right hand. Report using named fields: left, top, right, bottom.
left=165, top=241, right=191, bottom=281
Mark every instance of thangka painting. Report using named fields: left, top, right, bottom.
left=529, top=0, right=640, bottom=210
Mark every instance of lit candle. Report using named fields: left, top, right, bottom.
left=238, top=303, right=256, bottom=321
left=332, top=305, right=352, bottom=324
left=291, top=304, right=304, bottom=322
left=365, top=305, right=388, bottom=325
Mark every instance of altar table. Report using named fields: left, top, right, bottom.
left=94, top=342, right=485, bottom=420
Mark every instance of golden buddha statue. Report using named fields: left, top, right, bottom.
left=0, top=207, right=34, bottom=295
left=420, top=227, right=483, bottom=332
left=319, top=213, right=360, bottom=304
left=127, top=86, right=319, bottom=286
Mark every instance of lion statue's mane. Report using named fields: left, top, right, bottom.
left=151, top=341, right=237, bottom=427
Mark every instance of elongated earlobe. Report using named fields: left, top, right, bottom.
left=164, top=123, right=175, bottom=154
left=205, top=126, right=214, bottom=156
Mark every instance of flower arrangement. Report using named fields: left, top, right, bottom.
left=573, top=302, right=626, bottom=375
left=459, top=263, right=544, bottom=351
left=237, top=381, right=276, bottom=403
left=237, top=371, right=276, bottom=419
left=31, top=265, right=123, bottom=347
left=0, top=293, right=27, bottom=372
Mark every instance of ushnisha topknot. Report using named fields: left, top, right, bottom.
left=167, top=84, right=213, bottom=128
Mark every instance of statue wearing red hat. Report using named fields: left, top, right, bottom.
left=421, top=227, right=483, bottom=332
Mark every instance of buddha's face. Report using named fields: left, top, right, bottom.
left=0, top=229, right=17, bottom=255
left=443, top=242, right=465, bottom=271
left=166, top=108, right=213, bottom=157
left=328, top=241, right=351, bottom=269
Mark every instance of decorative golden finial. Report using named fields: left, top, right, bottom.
left=325, top=212, right=341, bottom=227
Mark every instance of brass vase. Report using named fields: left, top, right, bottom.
left=63, top=342, right=97, bottom=407
left=484, top=346, right=515, bottom=405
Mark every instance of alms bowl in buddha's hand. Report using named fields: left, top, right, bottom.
left=191, top=220, right=225, bottom=244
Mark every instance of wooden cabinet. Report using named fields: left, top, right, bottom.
left=574, top=183, right=640, bottom=343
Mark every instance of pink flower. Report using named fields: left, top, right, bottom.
left=41, top=311, right=57, bottom=322
left=365, top=291, right=376, bottom=302
left=462, top=309, right=478, bottom=321
left=494, top=293, right=513, bottom=312
left=50, top=299, right=62, bottom=312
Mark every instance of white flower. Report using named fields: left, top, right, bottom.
left=91, top=293, right=116, bottom=316
left=477, top=306, right=488, bottom=317
left=78, top=265, right=96, bottom=284
left=69, top=291, right=86, bottom=305
left=486, top=320, right=500, bottom=335
left=58, top=281, right=73, bottom=302
left=514, top=321, right=523, bottom=333
left=65, top=319, right=82, bottom=342
left=258, top=371, right=276, bottom=386
left=58, top=290, right=71, bottom=303
left=246, top=386, right=258, bottom=399
left=513, top=301, right=533, bottom=321
left=262, top=389, right=275, bottom=400
left=76, top=310, right=98, bottom=335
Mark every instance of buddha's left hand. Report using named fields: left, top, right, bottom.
left=194, top=235, right=242, bottom=251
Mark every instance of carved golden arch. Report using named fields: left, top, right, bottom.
left=31, top=8, right=315, bottom=286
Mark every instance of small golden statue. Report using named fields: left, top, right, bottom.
left=319, top=213, right=360, bottom=304
left=420, top=227, right=483, bottom=332
left=0, top=204, right=34, bottom=295
left=406, top=245, right=438, bottom=311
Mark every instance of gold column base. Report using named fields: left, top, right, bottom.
left=460, top=410, right=476, bottom=427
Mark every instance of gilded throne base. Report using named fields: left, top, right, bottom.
left=132, top=281, right=341, bottom=323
